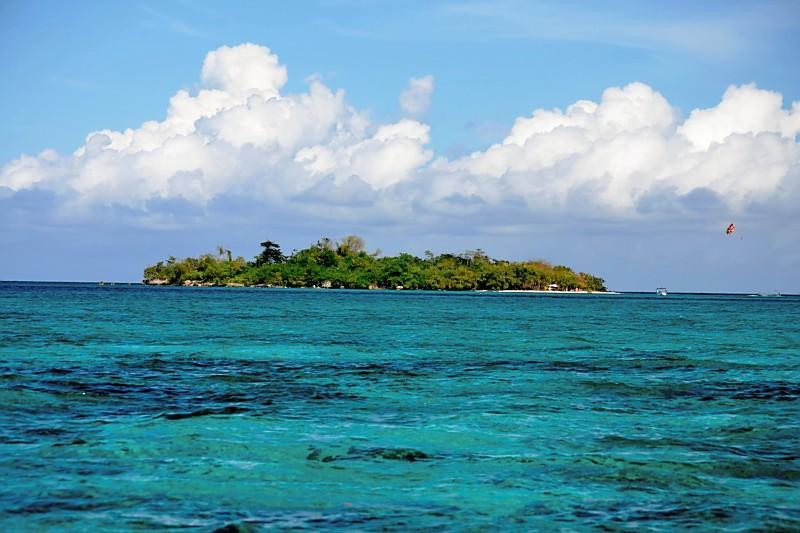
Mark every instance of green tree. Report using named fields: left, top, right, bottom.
left=142, top=237, right=607, bottom=292
left=255, top=240, right=286, bottom=266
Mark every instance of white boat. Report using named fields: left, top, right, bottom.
left=656, top=288, right=668, bottom=296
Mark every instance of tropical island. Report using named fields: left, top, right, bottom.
left=143, top=236, right=607, bottom=292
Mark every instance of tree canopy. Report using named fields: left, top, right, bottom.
left=143, top=236, right=606, bottom=292
left=255, top=240, right=285, bottom=266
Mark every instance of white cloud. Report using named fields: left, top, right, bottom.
left=201, top=43, right=287, bottom=97
left=678, top=83, right=800, bottom=151
left=399, top=75, right=434, bottom=115
left=428, top=81, right=799, bottom=214
left=1, top=44, right=799, bottom=230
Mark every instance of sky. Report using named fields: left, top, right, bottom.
left=1, top=0, right=799, bottom=292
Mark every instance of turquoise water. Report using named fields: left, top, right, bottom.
left=1, top=282, right=798, bottom=530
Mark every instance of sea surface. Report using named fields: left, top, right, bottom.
left=1, top=282, right=799, bottom=531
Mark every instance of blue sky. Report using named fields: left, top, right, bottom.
left=1, top=0, right=799, bottom=291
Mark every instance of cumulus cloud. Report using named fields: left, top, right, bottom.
left=201, top=43, right=287, bottom=97
left=678, top=83, right=800, bottom=151
left=1, top=43, right=799, bottom=233
left=399, top=75, right=435, bottom=115
left=430, top=81, right=799, bottom=215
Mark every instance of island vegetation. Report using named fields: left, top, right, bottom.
left=143, top=236, right=606, bottom=292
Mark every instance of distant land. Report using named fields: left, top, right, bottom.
left=143, top=236, right=607, bottom=292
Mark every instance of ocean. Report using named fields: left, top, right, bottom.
left=1, top=282, right=798, bottom=530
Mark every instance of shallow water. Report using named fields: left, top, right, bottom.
left=1, top=282, right=798, bottom=530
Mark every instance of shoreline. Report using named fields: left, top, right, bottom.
left=494, top=289, right=619, bottom=294
left=140, top=281, right=618, bottom=294
left=1, top=282, right=794, bottom=295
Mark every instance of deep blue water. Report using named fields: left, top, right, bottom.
left=1, top=282, right=799, bottom=531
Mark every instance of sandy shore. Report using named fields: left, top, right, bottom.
left=495, top=289, right=619, bottom=294
left=142, top=282, right=618, bottom=294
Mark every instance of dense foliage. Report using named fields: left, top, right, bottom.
left=143, top=236, right=606, bottom=291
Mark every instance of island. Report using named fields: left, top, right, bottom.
left=143, top=236, right=607, bottom=292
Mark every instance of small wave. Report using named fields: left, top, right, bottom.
left=158, top=406, right=250, bottom=420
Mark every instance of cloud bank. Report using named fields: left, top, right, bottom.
left=2, top=43, right=799, bottom=234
